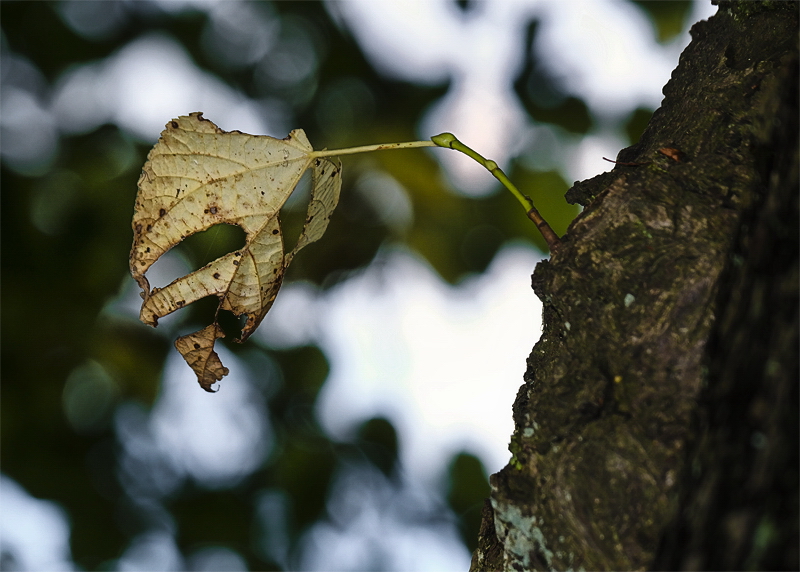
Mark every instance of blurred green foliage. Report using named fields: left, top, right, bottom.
left=446, top=453, right=492, bottom=553
left=625, top=107, right=656, bottom=145
left=0, top=0, right=694, bottom=568
left=631, top=0, right=694, bottom=43
left=514, top=21, right=594, bottom=135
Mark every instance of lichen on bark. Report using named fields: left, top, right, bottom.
left=471, top=2, right=798, bottom=570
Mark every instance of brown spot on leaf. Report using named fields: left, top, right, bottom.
left=209, top=206, right=218, bottom=215
left=171, top=121, right=179, bottom=128
left=272, top=229, right=279, bottom=235
left=213, top=273, right=220, bottom=279
left=194, top=343, right=201, bottom=349
left=159, top=208, right=166, bottom=217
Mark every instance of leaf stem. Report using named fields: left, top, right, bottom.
left=309, top=133, right=560, bottom=250
left=309, top=140, right=437, bottom=159
left=430, top=133, right=560, bottom=250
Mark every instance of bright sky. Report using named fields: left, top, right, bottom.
left=257, top=243, right=544, bottom=486
left=1, top=1, right=717, bottom=570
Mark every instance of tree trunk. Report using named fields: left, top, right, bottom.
left=471, top=2, right=798, bottom=570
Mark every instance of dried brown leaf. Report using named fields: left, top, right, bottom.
left=130, top=112, right=342, bottom=390
left=174, top=324, right=229, bottom=392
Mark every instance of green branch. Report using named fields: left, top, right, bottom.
left=431, top=133, right=560, bottom=250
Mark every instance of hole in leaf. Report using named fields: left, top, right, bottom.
left=147, top=223, right=247, bottom=289
left=186, top=295, right=224, bottom=326
left=147, top=224, right=247, bottom=287
left=180, top=223, right=248, bottom=270
left=179, top=298, right=246, bottom=340
left=216, top=309, right=247, bottom=340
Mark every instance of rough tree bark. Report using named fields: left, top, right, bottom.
left=471, top=2, right=798, bottom=571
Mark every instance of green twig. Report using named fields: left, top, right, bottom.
left=431, top=133, right=560, bottom=250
